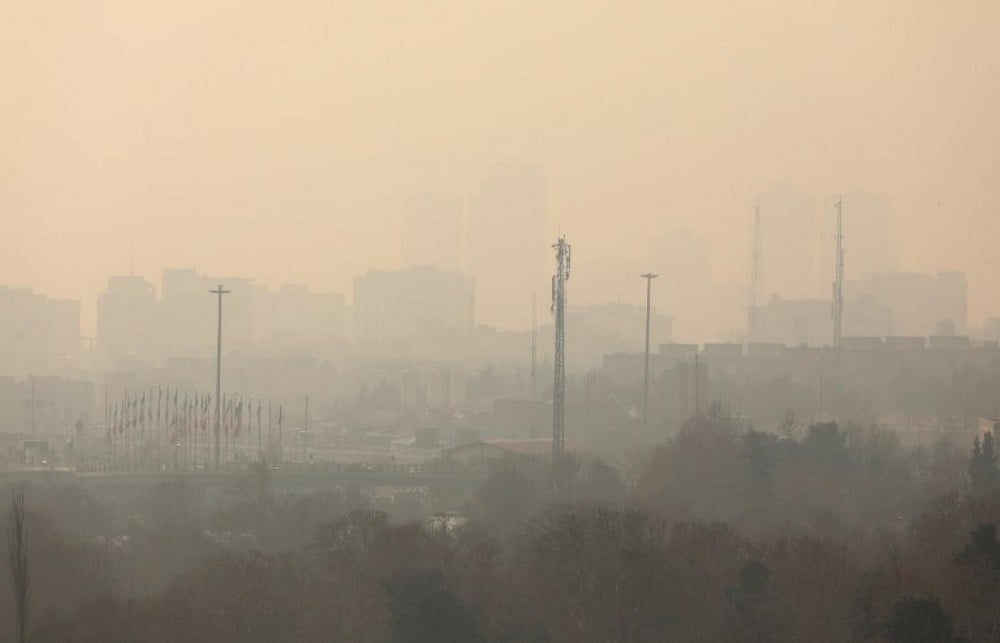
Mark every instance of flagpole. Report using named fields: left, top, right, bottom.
left=126, top=390, right=132, bottom=470
left=102, top=388, right=107, bottom=471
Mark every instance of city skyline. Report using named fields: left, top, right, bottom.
left=2, top=1, right=997, bottom=333
left=3, top=4, right=1000, bottom=639
left=0, top=183, right=985, bottom=338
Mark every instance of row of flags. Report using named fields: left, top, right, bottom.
left=106, top=388, right=282, bottom=440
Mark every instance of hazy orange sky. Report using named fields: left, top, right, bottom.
left=2, top=0, right=998, bottom=333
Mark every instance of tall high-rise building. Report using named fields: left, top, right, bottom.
left=467, top=163, right=547, bottom=330
left=96, top=275, right=158, bottom=369
left=758, top=186, right=817, bottom=300
left=206, top=276, right=258, bottom=353
left=401, top=192, right=464, bottom=272
left=160, top=269, right=262, bottom=359
left=160, top=268, right=215, bottom=360
left=0, top=286, right=80, bottom=376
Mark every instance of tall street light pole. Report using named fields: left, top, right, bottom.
left=640, top=273, right=658, bottom=436
left=210, top=284, right=230, bottom=469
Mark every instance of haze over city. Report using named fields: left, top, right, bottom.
left=3, top=0, right=999, bottom=332
left=2, top=2, right=1000, bottom=642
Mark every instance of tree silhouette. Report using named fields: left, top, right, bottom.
left=384, top=570, right=481, bottom=643
left=8, top=484, right=28, bottom=643
left=885, top=596, right=961, bottom=643
left=969, top=432, right=999, bottom=494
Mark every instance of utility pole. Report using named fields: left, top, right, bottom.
left=29, top=378, right=36, bottom=435
left=693, top=351, right=701, bottom=422
left=832, top=197, right=844, bottom=350
left=303, top=396, right=309, bottom=464
left=640, top=273, right=658, bottom=436
left=748, top=201, right=762, bottom=344
left=551, top=236, right=571, bottom=468
left=530, top=294, right=538, bottom=437
left=210, top=284, right=230, bottom=468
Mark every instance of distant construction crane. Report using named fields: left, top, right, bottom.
left=832, top=197, right=845, bottom=349
left=747, top=201, right=762, bottom=344
left=551, top=236, right=571, bottom=467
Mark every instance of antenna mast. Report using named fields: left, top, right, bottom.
left=748, top=201, right=762, bottom=343
left=640, top=273, right=658, bottom=436
left=551, top=236, right=570, bottom=466
left=832, top=197, right=844, bottom=349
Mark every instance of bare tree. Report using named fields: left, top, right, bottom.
left=8, top=484, right=28, bottom=643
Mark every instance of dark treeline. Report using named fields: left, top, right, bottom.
left=4, top=409, right=1000, bottom=641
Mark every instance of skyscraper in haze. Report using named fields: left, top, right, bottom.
left=401, top=192, right=464, bottom=272
left=97, top=275, right=158, bottom=369
left=758, top=186, right=817, bottom=300
left=467, top=163, right=547, bottom=330
left=160, top=268, right=214, bottom=361
left=0, top=287, right=80, bottom=376
left=160, top=269, right=259, bottom=359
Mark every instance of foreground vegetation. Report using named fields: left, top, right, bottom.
left=3, top=409, right=1000, bottom=641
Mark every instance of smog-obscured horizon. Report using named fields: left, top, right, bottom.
left=2, top=1, right=998, bottom=334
